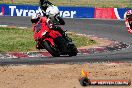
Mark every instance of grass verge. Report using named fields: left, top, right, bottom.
left=0, top=27, right=96, bottom=52
left=0, top=0, right=132, bottom=8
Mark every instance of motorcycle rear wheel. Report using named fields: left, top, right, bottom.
left=68, top=43, right=78, bottom=56
left=42, top=41, right=60, bottom=57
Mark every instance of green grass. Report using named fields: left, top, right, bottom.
left=0, top=27, right=35, bottom=52
left=0, top=27, right=96, bottom=52
left=0, top=0, right=132, bottom=8
left=68, top=33, right=96, bottom=48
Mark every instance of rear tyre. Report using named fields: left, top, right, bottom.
left=42, top=41, right=60, bottom=57
left=54, top=36, right=68, bottom=53
left=68, top=44, right=78, bottom=56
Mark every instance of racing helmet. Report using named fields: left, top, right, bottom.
left=31, top=13, right=40, bottom=24
left=126, top=10, right=132, bottom=18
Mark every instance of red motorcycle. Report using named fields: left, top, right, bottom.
left=33, top=22, right=78, bottom=57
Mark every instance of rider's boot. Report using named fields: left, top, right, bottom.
left=61, top=31, right=72, bottom=42
left=53, top=26, right=72, bottom=41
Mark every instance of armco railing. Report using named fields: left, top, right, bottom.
left=0, top=4, right=131, bottom=19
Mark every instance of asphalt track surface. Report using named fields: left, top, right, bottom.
left=0, top=16, right=132, bottom=65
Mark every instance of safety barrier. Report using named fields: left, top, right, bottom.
left=0, top=4, right=131, bottom=19
left=94, top=8, right=129, bottom=19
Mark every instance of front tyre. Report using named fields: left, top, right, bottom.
left=42, top=41, right=60, bottom=57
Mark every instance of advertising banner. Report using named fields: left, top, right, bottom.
left=0, top=4, right=43, bottom=17
left=0, top=5, right=4, bottom=16
left=0, top=4, right=131, bottom=19
left=59, top=6, right=94, bottom=18
left=0, top=4, right=95, bottom=18
left=94, top=7, right=132, bottom=19
left=94, top=8, right=117, bottom=19
left=114, top=8, right=131, bottom=19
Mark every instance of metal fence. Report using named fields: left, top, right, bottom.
left=0, top=0, right=132, bottom=8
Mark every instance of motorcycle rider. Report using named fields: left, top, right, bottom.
left=39, top=0, right=53, bottom=17
left=39, top=0, right=65, bottom=25
left=31, top=13, right=68, bottom=49
left=125, top=10, right=132, bottom=34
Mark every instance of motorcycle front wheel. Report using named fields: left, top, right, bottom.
left=42, top=41, right=60, bottom=57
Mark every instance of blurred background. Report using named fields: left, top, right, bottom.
left=0, top=0, right=132, bottom=8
